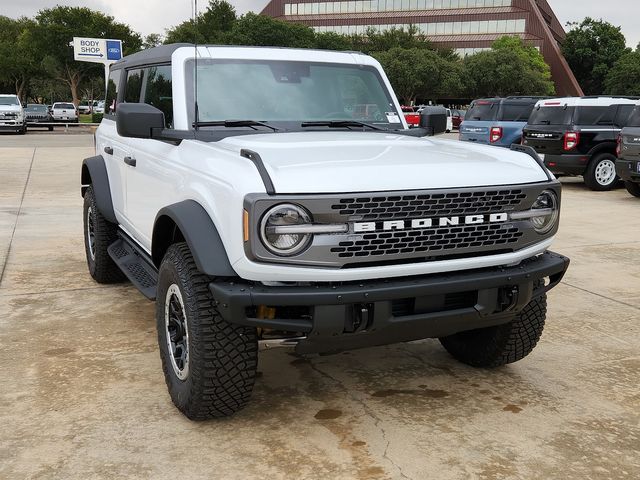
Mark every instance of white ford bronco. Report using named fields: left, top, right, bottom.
left=81, top=44, right=569, bottom=419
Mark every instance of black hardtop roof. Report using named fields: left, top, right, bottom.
left=472, top=96, right=552, bottom=106
left=112, top=43, right=367, bottom=70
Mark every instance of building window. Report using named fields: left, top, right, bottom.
left=282, top=0, right=512, bottom=16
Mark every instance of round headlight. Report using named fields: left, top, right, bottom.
left=260, top=204, right=312, bottom=256
left=531, top=190, right=559, bottom=234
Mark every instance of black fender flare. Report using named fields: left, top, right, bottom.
left=587, top=141, right=617, bottom=160
left=152, top=200, right=237, bottom=277
left=81, top=155, right=117, bottom=224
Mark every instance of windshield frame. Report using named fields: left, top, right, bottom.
left=184, top=58, right=405, bottom=132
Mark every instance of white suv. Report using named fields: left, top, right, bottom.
left=81, top=45, right=569, bottom=419
left=0, top=94, right=26, bottom=134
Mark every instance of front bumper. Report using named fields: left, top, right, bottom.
left=211, top=251, right=569, bottom=354
left=543, top=154, right=589, bottom=175
left=616, top=159, right=640, bottom=182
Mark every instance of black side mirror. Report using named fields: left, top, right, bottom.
left=116, top=103, right=165, bottom=139
left=419, top=106, right=447, bottom=136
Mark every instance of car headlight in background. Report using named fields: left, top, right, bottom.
left=510, top=190, right=559, bottom=234
left=260, top=204, right=313, bottom=256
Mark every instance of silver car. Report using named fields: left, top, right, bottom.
left=51, top=102, right=79, bottom=122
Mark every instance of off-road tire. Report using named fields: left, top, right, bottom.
left=48, top=126, right=54, bottom=132
left=156, top=243, right=258, bottom=420
left=83, top=186, right=126, bottom=283
left=439, top=291, right=547, bottom=368
left=584, top=153, right=618, bottom=191
left=624, top=181, right=640, bottom=198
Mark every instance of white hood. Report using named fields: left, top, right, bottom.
left=0, top=105, right=22, bottom=114
left=218, top=131, right=549, bottom=194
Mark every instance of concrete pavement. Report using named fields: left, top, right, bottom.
left=0, top=132, right=638, bottom=479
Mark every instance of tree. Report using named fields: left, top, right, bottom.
left=226, top=13, right=315, bottom=48
left=314, top=31, right=352, bottom=51
left=33, top=6, right=142, bottom=105
left=562, top=18, right=630, bottom=95
left=349, top=26, right=433, bottom=54
left=143, top=33, right=163, bottom=49
left=463, top=36, right=555, bottom=97
left=605, top=48, right=640, bottom=96
left=165, top=0, right=236, bottom=44
left=373, top=47, right=460, bottom=104
left=0, top=16, right=39, bottom=100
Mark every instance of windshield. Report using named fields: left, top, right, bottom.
left=0, top=96, right=20, bottom=106
left=528, top=106, right=574, bottom=126
left=465, top=102, right=498, bottom=121
left=499, top=103, right=535, bottom=122
left=26, top=105, right=48, bottom=112
left=188, top=59, right=402, bottom=128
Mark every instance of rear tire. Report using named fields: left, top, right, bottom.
left=83, top=186, right=126, bottom=283
left=584, top=153, right=618, bottom=191
left=439, top=291, right=547, bottom=368
left=156, top=243, right=258, bottom=420
left=624, top=181, right=640, bottom=198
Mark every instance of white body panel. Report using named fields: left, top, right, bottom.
left=97, top=46, right=555, bottom=283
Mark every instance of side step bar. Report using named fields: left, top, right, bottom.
left=108, top=235, right=158, bottom=300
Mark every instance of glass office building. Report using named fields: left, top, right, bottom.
left=261, top=0, right=583, bottom=96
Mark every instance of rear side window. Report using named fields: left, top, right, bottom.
left=465, top=102, right=498, bottom=121
left=499, top=103, right=535, bottom=122
left=627, top=106, right=640, bottom=127
left=143, top=65, right=173, bottom=128
left=528, top=106, right=574, bottom=126
left=105, top=69, right=122, bottom=116
left=574, top=106, right=617, bottom=126
left=125, top=69, right=144, bottom=103
left=614, top=105, right=635, bottom=127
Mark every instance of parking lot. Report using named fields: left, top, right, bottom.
left=1, top=131, right=638, bottom=479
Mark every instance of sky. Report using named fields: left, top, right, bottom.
left=1, top=0, right=639, bottom=47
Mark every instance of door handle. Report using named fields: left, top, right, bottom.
left=124, top=156, right=137, bottom=167
left=104, top=146, right=113, bottom=155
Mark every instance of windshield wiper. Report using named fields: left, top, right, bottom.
left=301, top=120, right=385, bottom=131
left=193, top=120, right=279, bottom=132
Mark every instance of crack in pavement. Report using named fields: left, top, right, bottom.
left=561, top=282, right=640, bottom=311
left=307, top=359, right=413, bottom=480
left=0, top=148, right=36, bottom=288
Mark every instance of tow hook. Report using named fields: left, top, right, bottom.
left=345, top=303, right=373, bottom=333
left=499, top=286, right=520, bottom=312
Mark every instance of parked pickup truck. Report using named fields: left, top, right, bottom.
left=81, top=44, right=569, bottom=419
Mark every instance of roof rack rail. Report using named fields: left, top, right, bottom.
left=580, top=95, right=640, bottom=100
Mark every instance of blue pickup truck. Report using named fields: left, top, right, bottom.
left=460, top=97, right=548, bottom=148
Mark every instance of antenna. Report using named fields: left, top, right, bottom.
left=194, top=0, right=199, bottom=132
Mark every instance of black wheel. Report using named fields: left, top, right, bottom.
left=156, top=243, right=258, bottom=420
left=19, top=127, right=26, bottom=135
left=48, top=126, right=54, bottom=132
left=82, top=186, right=126, bottom=283
left=584, top=153, right=618, bottom=191
left=624, top=181, right=640, bottom=198
left=439, top=291, right=547, bottom=368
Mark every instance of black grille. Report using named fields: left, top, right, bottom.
left=331, top=223, right=523, bottom=259
left=331, top=189, right=527, bottom=221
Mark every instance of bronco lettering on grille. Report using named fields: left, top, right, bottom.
left=353, top=213, right=508, bottom=233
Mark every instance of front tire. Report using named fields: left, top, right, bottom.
left=624, top=181, right=640, bottom=198
left=584, top=153, right=618, bottom=191
left=156, top=243, right=258, bottom=420
left=439, top=292, right=547, bottom=368
left=83, top=186, right=126, bottom=283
